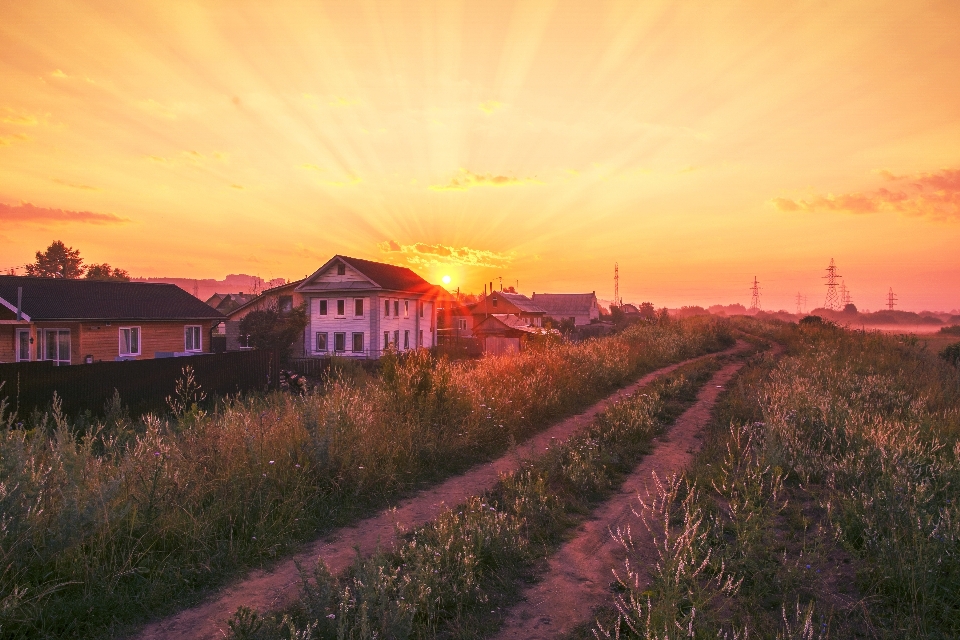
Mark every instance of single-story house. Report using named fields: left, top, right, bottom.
left=531, top=292, right=600, bottom=326
left=0, top=275, right=224, bottom=364
left=472, top=314, right=557, bottom=356
left=469, top=291, right=547, bottom=327
left=620, top=303, right=640, bottom=315
left=295, top=255, right=441, bottom=358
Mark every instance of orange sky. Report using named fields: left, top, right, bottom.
left=2, top=1, right=960, bottom=311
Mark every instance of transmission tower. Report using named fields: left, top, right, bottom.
left=887, top=287, right=898, bottom=311
left=749, top=277, right=761, bottom=311
left=823, top=258, right=842, bottom=310
left=795, top=292, right=803, bottom=315
left=840, top=282, right=853, bottom=307
left=614, top=262, right=620, bottom=307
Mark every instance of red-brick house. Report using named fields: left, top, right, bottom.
left=0, top=276, right=224, bottom=364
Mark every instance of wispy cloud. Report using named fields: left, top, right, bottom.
left=1, top=108, right=40, bottom=126
left=772, top=168, right=960, bottom=221
left=146, top=150, right=229, bottom=165
left=52, top=178, right=100, bottom=191
left=378, top=240, right=514, bottom=268
left=50, top=69, right=68, bottom=78
left=0, top=201, right=129, bottom=225
left=478, top=100, right=503, bottom=115
left=300, top=163, right=324, bottom=171
left=137, top=99, right=180, bottom=119
left=0, top=134, right=30, bottom=147
left=429, top=169, right=540, bottom=192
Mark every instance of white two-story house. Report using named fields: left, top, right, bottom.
left=296, top=255, right=440, bottom=358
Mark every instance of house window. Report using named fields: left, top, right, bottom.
left=336, top=300, right=345, bottom=316
left=185, top=326, right=202, bottom=352
left=394, top=330, right=399, bottom=349
left=419, top=329, right=423, bottom=347
left=492, top=298, right=498, bottom=307
left=393, top=300, right=399, bottom=316
left=419, top=302, right=424, bottom=317
left=119, top=327, right=141, bottom=356
left=352, top=332, right=364, bottom=352
left=355, top=298, right=364, bottom=316
left=41, top=329, right=71, bottom=365
left=337, top=263, right=346, bottom=275
left=319, top=299, right=328, bottom=315
left=316, top=332, right=328, bottom=351
left=16, top=329, right=31, bottom=362
left=384, top=331, right=389, bottom=350
left=457, top=319, right=467, bottom=331
left=334, top=332, right=346, bottom=352
left=404, top=300, right=409, bottom=317
left=279, top=295, right=293, bottom=314
left=403, top=330, right=409, bottom=349
left=384, top=300, right=390, bottom=316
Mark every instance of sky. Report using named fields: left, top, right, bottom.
left=2, top=1, right=960, bottom=312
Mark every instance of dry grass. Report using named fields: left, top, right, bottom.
left=0, top=318, right=732, bottom=639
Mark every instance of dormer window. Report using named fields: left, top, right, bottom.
left=492, top=297, right=498, bottom=308
left=337, top=263, right=346, bottom=275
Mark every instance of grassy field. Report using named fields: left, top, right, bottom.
left=225, top=355, right=726, bottom=640
left=588, top=319, right=960, bottom=639
left=0, top=318, right=732, bottom=639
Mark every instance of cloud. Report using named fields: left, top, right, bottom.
left=0, top=201, right=129, bottom=225
left=478, top=100, right=503, bottom=114
left=772, top=168, right=960, bottom=221
left=329, top=96, right=359, bottom=107
left=50, top=69, right=68, bottom=78
left=1, top=108, right=39, bottom=126
left=300, top=163, right=324, bottom=171
left=52, top=178, right=100, bottom=191
left=0, top=133, right=30, bottom=147
left=378, top=240, right=514, bottom=268
left=428, top=169, right=540, bottom=192
left=138, top=99, right=179, bottom=119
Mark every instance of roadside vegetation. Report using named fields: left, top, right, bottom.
left=591, top=319, right=960, bottom=639
left=226, top=355, right=726, bottom=639
left=0, top=318, right=732, bottom=639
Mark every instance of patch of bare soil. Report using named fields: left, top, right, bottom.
left=133, top=346, right=743, bottom=640
left=491, top=358, right=748, bottom=640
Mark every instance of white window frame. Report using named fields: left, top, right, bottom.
left=384, top=331, right=389, bottom=349
left=318, top=299, right=328, bottom=315
left=393, top=300, right=399, bottom=316
left=354, top=298, right=364, bottom=317
left=419, top=329, right=423, bottom=347
left=334, top=332, right=346, bottom=352
left=394, top=330, right=399, bottom=349
left=351, top=332, right=364, bottom=353
left=403, top=330, right=409, bottom=349
left=404, top=300, right=409, bottom=317
left=15, top=328, right=31, bottom=362
left=384, top=299, right=390, bottom=317
left=119, top=326, right=141, bottom=356
left=40, top=328, right=71, bottom=366
left=184, top=325, right=202, bottom=352
left=316, top=332, right=329, bottom=352
left=336, top=299, right=346, bottom=317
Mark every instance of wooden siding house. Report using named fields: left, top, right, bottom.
left=222, top=279, right=305, bottom=352
left=530, top=292, right=600, bottom=326
left=468, top=291, right=547, bottom=327
left=0, top=275, right=224, bottom=364
left=472, top=314, right=556, bottom=356
left=296, top=255, right=440, bottom=359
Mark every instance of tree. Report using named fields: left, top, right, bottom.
left=26, top=240, right=85, bottom=278
left=86, top=263, right=131, bottom=281
left=238, top=302, right=308, bottom=362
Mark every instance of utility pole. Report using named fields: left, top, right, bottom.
left=749, top=277, right=761, bottom=312
left=823, top=258, right=842, bottom=311
left=887, top=287, right=898, bottom=311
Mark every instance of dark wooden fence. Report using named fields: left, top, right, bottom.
left=0, top=350, right=279, bottom=419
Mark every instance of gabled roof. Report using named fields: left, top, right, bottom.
left=531, top=292, right=598, bottom=316
left=468, top=291, right=546, bottom=315
left=473, top=314, right=558, bottom=336
left=225, top=279, right=304, bottom=319
left=0, top=275, right=225, bottom=321
left=296, top=255, right=435, bottom=295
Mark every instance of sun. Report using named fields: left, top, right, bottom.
left=441, top=275, right=451, bottom=285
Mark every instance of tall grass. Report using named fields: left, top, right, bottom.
left=0, top=318, right=731, bottom=638
left=227, top=355, right=724, bottom=640
left=597, top=323, right=960, bottom=639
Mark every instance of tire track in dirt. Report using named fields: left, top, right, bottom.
left=491, top=352, right=756, bottom=640
left=134, top=344, right=745, bottom=640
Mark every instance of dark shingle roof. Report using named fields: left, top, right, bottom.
left=0, top=275, right=225, bottom=321
left=531, top=293, right=598, bottom=316
left=338, top=255, right=434, bottom=293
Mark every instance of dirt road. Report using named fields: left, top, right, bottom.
left=491, top=356, right=749, bottom=640
left=134, top=344, right=744, bottom=640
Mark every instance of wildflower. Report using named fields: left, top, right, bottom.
left=327, top=614, right=335, bottom=619
left=269, top=460, right=275, bottom=464
left=295, top=464, right=301, bottom=468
